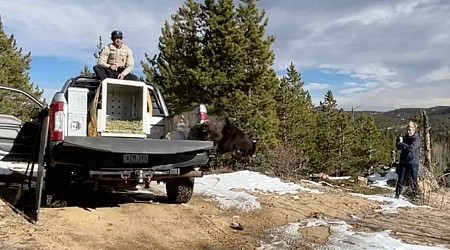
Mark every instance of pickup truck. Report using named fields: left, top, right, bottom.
left=0, top=75, right=215, bottom=209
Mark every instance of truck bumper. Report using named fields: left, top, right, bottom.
left=48, top=136, right=213, bottom=170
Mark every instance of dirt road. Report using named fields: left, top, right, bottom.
left=1, top=181, right=449, bottom=250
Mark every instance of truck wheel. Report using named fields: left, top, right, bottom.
left=165, top=177, right=194, bottom=204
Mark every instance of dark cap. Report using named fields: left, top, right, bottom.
left=111, top=30, right=123, bottom=39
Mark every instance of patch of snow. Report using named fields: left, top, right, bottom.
left=149, top=170, right=323, bottom=211
left=257, top=222, right=303, bottom=250
left=328, top=176, right=351, bottom=181
left=257, top=218, right=448, bottom=250
left=367, top=168, right=398, bottom=185
left=370, top=180, right=395, bottom=190
left=350, top=214, right=362, bottom=220
left=350, top=193, right=430, bottom=214
left=327, top=221, right=448, bottom=250
left=192, top=171, right=322, bottom=211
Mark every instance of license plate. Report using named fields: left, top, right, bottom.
left=123, top=154, right=149, bottom=164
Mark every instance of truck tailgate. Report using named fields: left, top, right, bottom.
left=62, top=136, right=214, bottom=154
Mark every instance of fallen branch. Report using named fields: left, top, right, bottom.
left=318, top=181, right=335, bottom=187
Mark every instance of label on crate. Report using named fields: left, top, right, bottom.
left=123, top=154, right=149, bottom=164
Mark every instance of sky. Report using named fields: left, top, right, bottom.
left=1, top=0, right=449, bottom=112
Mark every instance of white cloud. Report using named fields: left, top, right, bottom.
left=333, top=0, right=434, bottom=26
left=1, top=0, right=450, bottom=111
left=418, top=67, right=450, bottom=82
left=339, top=87, right=367, bottom=95
left=264, top=0, right=450, bottom=111
left=304, top=82, right=331, bottom=91
left=0, top=0, right=180, bottom=64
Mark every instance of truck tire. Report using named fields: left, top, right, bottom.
left=165, top=177, right=194, bottom=204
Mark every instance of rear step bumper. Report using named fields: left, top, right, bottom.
left=49, top=136, right=214, bottom=170
left=89, top=169, right=203, bottom=183
left=50, top=148, right=211, bottom=170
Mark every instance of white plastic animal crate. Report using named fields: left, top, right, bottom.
left=97, top=78, right=149, bottom=138
left=67, top=87, right=88, bottom=137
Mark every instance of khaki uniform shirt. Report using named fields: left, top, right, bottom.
left=98, top=43, right=134, bottom=76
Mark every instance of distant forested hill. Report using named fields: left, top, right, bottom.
left=352, top=106, right=450, bottom=143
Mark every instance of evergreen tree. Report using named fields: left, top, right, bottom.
left=0, top=16, right=43, bottom=121
left=315, top=90, right=340, bottom=173
left=320, top=90, right=338, bottom=111
left=81, top=36, right=104, bottom=77
left=93, top=36, right=104, bottom=60
left=80, top=65, right=94, bottom=77
left=202, top=0, right=247, bottom=114
left=276, top=62, right=316, bottom=157
left=143, top=0, right=280, bottom=148
left=232, top=0, right=280, bottom=147
left=142, top=0, right=209, bottom=115
left=351, top=114, right=391, bottom=174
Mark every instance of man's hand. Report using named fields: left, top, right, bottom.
left=398, top=136, right=403, bottom=143
left=118, top=73, right=125, bottom=80
left=110, top=64, right=118, bottom=71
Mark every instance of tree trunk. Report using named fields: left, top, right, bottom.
left=421, top=110, right=439, bottom=189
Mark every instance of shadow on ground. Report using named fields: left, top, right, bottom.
left=0, top=182, right=169, bottom=222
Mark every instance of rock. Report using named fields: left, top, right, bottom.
left=230, top=222, right=244, bottom=230
left=357, top=176, right=368, bottom=186
left=367, top=173, right=382, bottom=182
left=385, top=172, right=398, bottom=180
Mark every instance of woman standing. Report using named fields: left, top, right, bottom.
left=395, top=121, right=421, bottom=199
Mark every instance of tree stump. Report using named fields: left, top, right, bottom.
left=421, top=110, right=439, bottom=190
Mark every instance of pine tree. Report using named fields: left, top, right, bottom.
left=142, top=0, right=209, bottom=115
left=232, top=0, right=280, bottom=147
left=143, top=0, right=280, bottom=148
left=276, top=62, right=316, bottom=156
left=0, top=16, right=43, bottom=121
left=93, top=36, right=104, bottom=61
left=80, top=65, right=94, bottom=77
left=202, top=0, right=247, bottom=114
left=315, top=90, right=340, bottom=173
left=81, top=36, right=104, bottom=77
left=335, top=109, right=355, bottom=175
left=351, top=114, right=390, bottom=174
left=320, top=90, right=338, bottom=111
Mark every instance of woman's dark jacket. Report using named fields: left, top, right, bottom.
left=397, top=132, right=421, bottom=166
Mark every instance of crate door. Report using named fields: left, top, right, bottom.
left=147, top=88, right=165, bottom=139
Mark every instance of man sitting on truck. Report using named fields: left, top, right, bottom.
left=93, top=30, right=140, bottom=81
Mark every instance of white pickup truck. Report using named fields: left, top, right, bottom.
left=0, top=75, right=215, bottom=210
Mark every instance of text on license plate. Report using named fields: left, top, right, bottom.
left=123, top=154, right=149, bottom=164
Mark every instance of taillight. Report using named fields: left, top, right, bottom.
left=49, top=94, right=66, bottom=142
left=199, top=104, right=209, bottom=124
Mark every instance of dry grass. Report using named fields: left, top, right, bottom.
left=105, top=119, right=144, bottom=134
left=421, top=187, right=450, bottom=210
left=264, top=143, right=309, bottom=179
